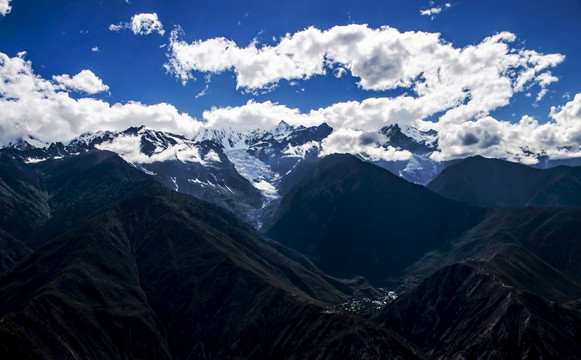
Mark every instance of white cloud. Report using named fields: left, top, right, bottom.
left=91, top=46, right=100, bottom=53
left=320, top=128, right=412, bottom=161
left=0, top=51, right=201, bottom=145
left=195, top=74, right=211, bottom=99
left=430, top=94, right=581, bottom=163
left=109, top=13, right=165, bottom=36
left=131, top=13, right=165, bottom=36
left=201, top=92, right=581, bottom=164
left=420, top=7, right=442, bottom=17
left=202, top=100, right=323, bottom=131
left=53, top=70, right=110, bottom=95
left=183, top=21, right=570, bottom=164
left=534, top=71, right=558, bottom=103
left=0, top=0, right=11, bottom=16
left=96, top=133, right=206, bottom=164
left=165, top=25, right=564, bottom=119
left=334, top=67, right=347, bottom=78
left=109, top=23, right=125, bottom=32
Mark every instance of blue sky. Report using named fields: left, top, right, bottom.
left=1, top=0, right=581, bottom=162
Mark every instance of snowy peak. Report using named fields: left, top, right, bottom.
left=379, top=124, right=438, bottom=155
left=7, top=135, right=50, bottom=151
left=2, top=122, right=446, bottom=225
left=270, top=120, right=295, bottom=140
left=193, top=127, right=264, bottom=149
left=288, top=122, right=332, bottom=146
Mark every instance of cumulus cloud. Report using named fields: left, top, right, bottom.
left=0, top=51, right=201, bottom=145
left=200, top=92, right=581, bottom=164
left=0, top=0, right=11, bottom=16
left=96, top=134, right=206, bottom=164
left=431, top=94, right=581, bottom=163
left=202, top=100, right=323, bottom=131
left=165, top=25, right=563, bottom=122
left=320, top=128, right=412, bottom=161
left=534, top=71, right=558, bottom=103
left=131, top=13, right=165, bottom=35
left=53, top=70, right=110, bottom=95
left=183, top=21, right=570, bottom=164
left=109, top=13, right=165, bottom=36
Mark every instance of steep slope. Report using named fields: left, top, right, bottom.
left=0, top=154, right=423, bottom=359
left=0, top=152, right=50, bottom=243
left=74, top=126, right=265, bottom=222
left=265, top=154, right=484, bottom=283
left=0, top=154, right=45, bottom=270
left=427, top=155, right=581, bottom=207
left=452, top=207, right=581, bottom=280
left=25, top=150, right=150, bottom=249
left=387, top=204, right=581, bottom=290
left=375, top=249, right=581, bottom=359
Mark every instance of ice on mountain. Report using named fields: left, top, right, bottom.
left=271, top=120, right=294, bottom=141
left=252, top=179, right=279, bottom=200
left=170, top=176, right=178, bottom=191
left=23, top=157, right=48, bottom=164
left=204, top=149, right=221, bottom=163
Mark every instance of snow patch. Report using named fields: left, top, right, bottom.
left=253, top=179, right=279, bottom=199
left=204, top=149, right=221, bottom=162
left=170, top=176, right=178, bottom=191
left=136, top=164, right=157, bottom=175
left=23, top=157, right=48, bottom=164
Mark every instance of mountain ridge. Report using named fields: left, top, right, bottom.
left=428, top=155, right=581, bottom=207
left=0, top=149, right=424, bottom=359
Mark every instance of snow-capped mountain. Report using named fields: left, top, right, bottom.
left=2, top=121, right=478, bottom=226
left=371, top=124, right=447, bottom=185
left=2, top=123, right=335, bottom=227
left=191, top=121, right=333, bottom=226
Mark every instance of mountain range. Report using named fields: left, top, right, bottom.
left=0, top=150, right=424, bottom=359
left=428, top=155, right=581, bottom=207
left=2, top=124, right=581, bottom=359
left=4, top=121, right=458, bottom=227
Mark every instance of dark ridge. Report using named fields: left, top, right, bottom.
left=427, top=155, right=581, bottom=207
left=0, top=179, right=423, bottom=359
left=265, top=154, right=484, bottom=283
left=375, top=257, right=581, bottom=359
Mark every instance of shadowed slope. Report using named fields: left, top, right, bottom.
left=0, top=154, right=423, bottom=359
left=375, top=252, right=581, bottom=359
left=265, top=154, right=483, bottom=283
left=427, top=156, right=581, bottom=207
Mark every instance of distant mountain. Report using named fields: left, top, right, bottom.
left=264, top=154, right=484, bottom=283
left=427, top=155, right=581, bottom=207
left=3, top=123, right=335, bottom=227
left=0, top=150, right=424, bottom=359
left=375, top=246, right=581, bottom=359
left=6, top=124, right=581, bottom=232
left=369, top=123, right=451, bottom=185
